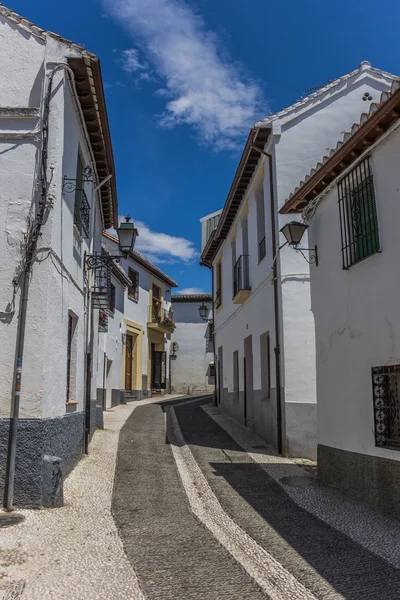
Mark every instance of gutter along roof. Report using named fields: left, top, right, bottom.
left=201, top=127, right=271, bottom=265
left=280, top=79, right=400, bottom=215
left=103, top=232, right=178, bottom=288
left=0, top=4, right=118, bottom=230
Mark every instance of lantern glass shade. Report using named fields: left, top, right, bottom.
left=280, top=221, right=308, bottom=247
left=198, top=303, right=208, bottom=321
left=117, top=217, right=138, bottom=255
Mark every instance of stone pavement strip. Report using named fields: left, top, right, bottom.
left=172, top=399, right=400, bottom=600
left=0, top=400, right=158, bottom=600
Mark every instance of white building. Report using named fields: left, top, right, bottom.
left=281, top=80, right=400, bottom=517
left=99, top=233, right=178, bottom=403
left=201, top=62, right=398, bottom=459
left=171, top=294, right=215, bottom=395
left=0, top=6, right=117, bottom=506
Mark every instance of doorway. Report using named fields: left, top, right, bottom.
left=125, top=333, right=137, bottom=391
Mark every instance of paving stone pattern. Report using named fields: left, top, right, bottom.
left=112, top=399, right=267, bottom=600
left=173, top=400, right=400, bottom=600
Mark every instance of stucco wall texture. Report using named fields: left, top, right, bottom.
left=171, top=300, right=214, bottom=394
left=309, top=123, right=400, bottom=466
left=212, top=64, right=395, bottom=459
left=0, top=16, right=106, bottom=505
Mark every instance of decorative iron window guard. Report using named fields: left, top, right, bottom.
left=74, top=188, right=91, bottom=237
left=338, top=155, right=380, bottom=269
left=233, top=254, right=250, bottom=298
left=149, top=304, right=175, bottom=331
left=372, top=365, right=400, bottom=450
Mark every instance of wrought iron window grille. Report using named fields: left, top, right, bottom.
left=74, top=188, right=91, bottom=237
left=338, top=156, right=380, bottom=269
left=233, top=254, right=250, bottom=298
left=372, top=365, right=400, bottom=450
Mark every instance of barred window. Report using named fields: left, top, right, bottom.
left=338, top=156, right=380, bottom=269
left=372, top=365, right=400, bottom=450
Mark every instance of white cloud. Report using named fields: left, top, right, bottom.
left=103, top=0, right=266, bottom=149
left=120, top=48, right=148, bottom=73
left=176, top=287, right=206, bottom=295
left=108, top=218, right=198, bottom=265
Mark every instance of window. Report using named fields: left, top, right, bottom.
left=338, top=156, right=379, bottom=269
left=109, top=284, right=116, bottom=314
left=231, top=239, right=236, bottom=297
left=215, top=261, right=222, bottom=308
left=372, top=365, right=400, bottom=449
left=256, top=181, right=266, bottom=262
left=128, top=268, right=139, bottom=300
left=233, top=350, right=239, bottom=400
left=208, top=320, right=214, bottom=340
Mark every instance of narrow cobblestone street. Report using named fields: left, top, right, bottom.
left=3, top=396, right=400, bottom=599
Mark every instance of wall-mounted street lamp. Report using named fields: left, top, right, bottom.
left=198, top=303, right=213, bottom=323
left=279, top=221, right=318, bottom=266
left=85, top=217, right=138, bottom=271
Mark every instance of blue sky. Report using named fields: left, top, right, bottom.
left=11, top=0, right=400, bottom=293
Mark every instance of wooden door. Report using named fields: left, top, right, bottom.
left=152, top=350, right=167, bottom=389
left=125, top=334, right=133, bottom=390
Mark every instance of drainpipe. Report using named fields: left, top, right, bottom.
left=252, top=143, right=283, bottom=455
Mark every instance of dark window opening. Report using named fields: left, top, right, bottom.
left=128, top=268, right=139, bottom=300
left=338, top=156, right=379, bottom=269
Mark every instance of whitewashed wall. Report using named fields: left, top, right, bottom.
left=103, top=236, right=174, bottom=391
left=171, top=300, right=214, bottom=394
left=0, top=19, right=103, bottom=421
left=309, top=123, right=400, bottom=462
left=212, top=65, right=396, bottom=458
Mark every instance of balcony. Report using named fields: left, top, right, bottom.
left=148, top=302, right=175, bottom=334
left=74, top=189, right=91, bottom=237
left=98, top=309, right=108, bottom=332
left=233, top=254, right=251, bottom=304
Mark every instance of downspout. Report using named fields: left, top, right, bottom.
left=252, top=143, right=283, bottom=455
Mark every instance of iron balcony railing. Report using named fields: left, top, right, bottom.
left=98, top=309, right=108, bottom=332
left=148, top=302, right=175, bottom=331
left=74, top=188, right=91, bottom=237
left=233, top=254, right=250, bottom=298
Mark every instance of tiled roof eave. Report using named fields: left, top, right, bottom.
left=201, top=126, right=271, bottom=265
left=280, top=79, right=400, bottom=214
left=256, top=62, right=399, bottom=127
left=172, top=294, right=212, bottom=302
